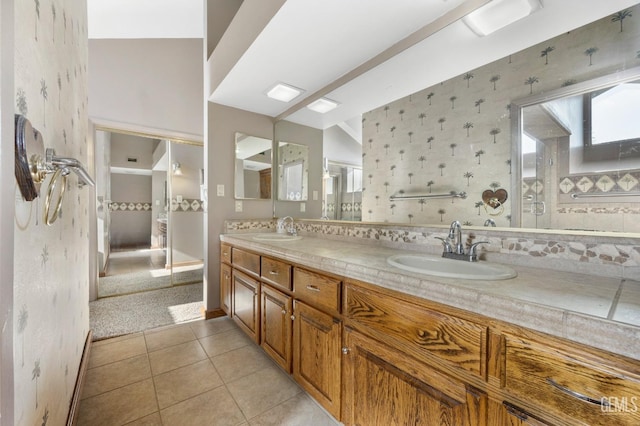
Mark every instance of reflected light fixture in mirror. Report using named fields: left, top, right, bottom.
left=463, top=0, right=542, bottom=36
left=172, top=162, right=182, bottom=175
left=307, top=97, right=340, bottom=113
left=266, top=82, right=304, bottom=102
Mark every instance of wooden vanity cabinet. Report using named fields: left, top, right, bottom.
left=220, top=263, right=232, bottom=315
left=292, top=300, right=342, bottom=420
left=260, top=284, right=292, bottom=372
left=488, top=400, right=552, bottom=426
left=231, top=269, right=260, bottom=343
left=343, top=326, right=487, bottom=426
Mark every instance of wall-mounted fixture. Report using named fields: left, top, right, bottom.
left=172, top=162, right=183, bottom=175
left=307, top=97, right=340, bottom=114
left=266, top=82, right=304, bottom=102
left=463, top=0, right=542, bottom=37
left=14, top=114, right=94, bottom=225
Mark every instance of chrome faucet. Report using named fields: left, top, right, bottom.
left=277, top=216, right=296, bottom=236
left=435, top=221, right=489, bottom=262
left=484, top=219, right=496, bottom=227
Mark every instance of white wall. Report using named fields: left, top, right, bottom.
left=323, top=125, right=362, bottom=166
left=110, top=132, right=157, bottom=169
left=89, top=38, right=204, bottom=139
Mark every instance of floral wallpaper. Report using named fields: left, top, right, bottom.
left=361, top=5, right=640, bottom=230
left=13, top=1, right=89, bottom=425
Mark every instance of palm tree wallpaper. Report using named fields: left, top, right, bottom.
left=361, top=5, right=640, bottom=227
left=14, top=0, right=90, bottom=425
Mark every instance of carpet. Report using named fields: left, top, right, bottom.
left=90, top=283, right=204, bottom=340
left=98, top=268, right=203, bottom=298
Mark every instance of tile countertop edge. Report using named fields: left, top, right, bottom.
left=220, top=233, right=640, bottom=361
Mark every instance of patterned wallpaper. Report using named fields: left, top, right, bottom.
left=361, top=5, right=640, bottom=229
left=13, top=1, right=89, bottom=425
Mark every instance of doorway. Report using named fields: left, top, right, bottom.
left=95, top=129, right=204, bottom=298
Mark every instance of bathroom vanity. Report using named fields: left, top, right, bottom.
left=220, top=230, right=640, bottom=425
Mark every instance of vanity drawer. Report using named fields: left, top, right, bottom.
left=261, top=256, right=292, bottom=291
left=232, top=248, right=260, bottom=277
left=220, top=243, right=232, bottom=265
left=504, top=334, right=640, bottom=425
left=344, top=282, right=487, bottom=378
left=293, top=268, right=341, bottom=315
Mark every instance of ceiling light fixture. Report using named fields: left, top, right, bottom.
left=307, top=97, right=340, bottom=114
left=463, top=0, right=542, bottom=37
left=266, top=82, right=304, bottom=102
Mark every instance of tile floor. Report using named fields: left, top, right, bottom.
left=78, top=317, right=340, bottom=426
left=106, top=248, right=167, bottom=277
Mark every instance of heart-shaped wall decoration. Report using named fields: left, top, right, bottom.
left=482, top=189, right=508, bottom=209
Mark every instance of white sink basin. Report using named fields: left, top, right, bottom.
left=387, top=254, right=517, bottom=280
left=252, top=233, right=302, bottom=242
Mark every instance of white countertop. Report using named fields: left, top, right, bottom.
left=221, top=232, right=640, bottom=360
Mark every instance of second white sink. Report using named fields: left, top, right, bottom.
left=387, top=254, right=517, bottom=280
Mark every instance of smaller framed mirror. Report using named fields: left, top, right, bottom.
left=277, top=141, right=309, bottom=201
left=234, top=132, right=273, bottom=200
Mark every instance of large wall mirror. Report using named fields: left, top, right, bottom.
left=234, top=132, right=272, bottom=200
left=277, top=141, right=309, bottom=201
left=513, top=68, right=640, bottom=233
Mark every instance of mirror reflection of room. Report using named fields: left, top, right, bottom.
left=234, top=132, right=272, bottom=200
left=277, top=141, right=309, bottom=201
left=95, top=130, right=204, bottom=297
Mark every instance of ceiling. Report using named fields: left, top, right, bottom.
left=88, top=0, right=639, bottom=136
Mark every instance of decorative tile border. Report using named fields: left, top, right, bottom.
left=170, top=198, right=205, bottom=212
left=559, top=171, right=640, bottom=196
left=109, top=201, right=152, bottom=212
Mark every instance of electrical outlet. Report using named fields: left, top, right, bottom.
left=216, top=184, right=224, bottom=197
left=313, top=190, right=318, bottom=201
left=235, top=200, right=243, bottom=212
left=176, top=195, right=183, bottom=203
left=300, top=202, right=306, bottom=212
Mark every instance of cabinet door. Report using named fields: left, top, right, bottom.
left=292, top=300, right=342, bottom=420
left=342, top=327, right=487, bottom=426
left=261, top=284, right=292, bottom=372
left=220, top=263, right=232, bottom=316
left=232, top=269, right=260, bottom=343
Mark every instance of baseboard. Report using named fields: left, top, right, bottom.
left=67, top=330, right=93, bottom=426
left=202, top=307, right=226, bottom=320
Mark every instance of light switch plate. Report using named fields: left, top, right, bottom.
left=235, top=200, right=243, bottom=212
left=300, top=202, right=306, bottom=212
left=313, top=190, right=318, bottom=201
left=176, top=195, right=183, bottom=203
left=216, top=184, right=224, bottom=197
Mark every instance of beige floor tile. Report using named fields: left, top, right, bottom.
left=123, top=412, right=162, bottom=426
left=82, top=354, right=151, bottom=399
left=148, top=340, right=207, bottom=375
left=154, top=359, right=223, bottom=409
left=144, top=323, right=197, bottom=352
left=248, top=393, right=339, bottom=426
left=227, top=365, right=302, bottom=420
left=199, top=328, right=252, bottom=358
left=89, top=335, right=148, bottom=369
left=189, top=317, right=237, bottom=338
left=160, top=387, right=246, bottom=426
left=92, top=332, right=143, bottom=348
left=212, top=344, right=274, bottom=383
left=77, top=378, right=158, bottom=426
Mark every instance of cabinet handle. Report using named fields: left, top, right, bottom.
left=223, top=252, right=228, bottom=256
left=342, top=347, right=350, bottom=355
left=306, top=285, right=320, bottom=292
left=281, top=309, right=286, bottom=315
left=546, top=378, right=609, bottom=407
left=290, top=315, right=295, bottom=321
left=269, top=270, right=279, bottom=275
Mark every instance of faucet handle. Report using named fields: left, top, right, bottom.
left=435, top=237, right=452, bottom=253
left=468, top=241, right=489, bottom=256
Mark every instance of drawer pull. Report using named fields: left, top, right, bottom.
left=281, top=309, right=287, bottom=315
left=269, top=270, right=279, bottom=276
left=306, top=285, right=321, bottom=292
left=546, top=378, right=609, bottom=407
